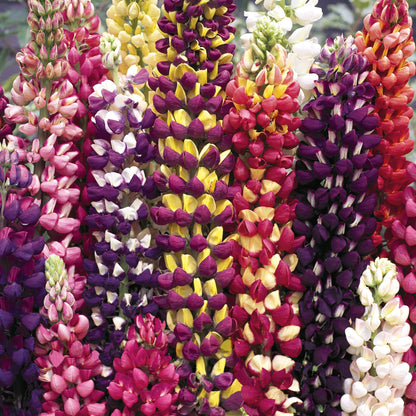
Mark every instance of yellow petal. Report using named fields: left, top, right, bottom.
left=250, top=168, right=266, bottom=180
left=198, top=110, right=217, bottom=130
left=254, top=206, right=274, bottom=221
left=222, top=380, right=243, bottom=399
left=265, top=290, right=281, bottom=310
left=174, top=109, right=192, bottom=127
left=193, top=223, right=202, bottom=237
left=196, top=356, right=206, bottom=375
left=277, top=325, right=301, bottom=342
left=183, top=194, right=197, bottom=213
left=164, top=253, right=178, bottom=272
left=162, top=194, right=182, bottom=211
left=203, top=172, right=218, bottom=194
left=166, top=310, right=176, bottom=331
left=160, top=164, right=172, bottom=179
left=213, top=305, right=228, bottom=325
left=214, top=200, right=232, bottom=216
left=216, top=257, right=233, bottom=272
left=270, top=224, right=281, bottom=242
left=273, top=84, right=287, bottom=99
left=175, top=63, right=197, bottom=79
left=196, top=167, right=209, bottom=182
left=238, top=209, right=259, bottom=222
left=197, top=194, right=216, bottom=213
left=189, top=16, right=199, bottom=30
left=243, top=186, right=257, bottom=203
left=217, top=339, right=233, bottom=358
left=203, top=5, right=216, bottom=20
left=176, top=342, right=184, bottom=358
left=175, top=82, right=187, bottom=102
left=167, top=46, right=179, bottom=62
left=165, top=136, right=183, bottom=153
left=178, top=166, right=190, bottom=182
left=243, top=323, right=255, bottom=344
left=197, top=300, right=208, bottom=315
left=187, top=82, right=201, bottom=99
left=261, top=179, right=281, bottom=195
left=177, top=308, right=193, bottom=327
left=168, top=223, right=189, bottom=239
left=283, top=254, right=298, bottom=272
left=183, top=139, right=199, bottom=158
left=256, top=268, right=277, bottom=290
left=174, top=284, right=193, bottom=298
left=197, top=69, right=208, bottom=85
left=197, top=248, right=211, bottom=266
left=207, top=226, right=223, bottom=246
left=182, top=254, right=197, bottom=275
left=203, top=278, right=218, bottom=297
left=208, top=391, right=220, bottom=407
left=211, top=35, right=225, bottom=49
left=177, top=22, right=184, bottom=38
left=218, top=53, right=233, bottom=65
left=242, top=267, right=255, bottom=286
left=210, top=358, right=226, bottom=378
left=194, top=277, right=203, bottom=296
left=192, top=333, right=201, bottom=347
left=197, top=22, right=210, bottom=37
left=240, top=235, right=263, bottom=254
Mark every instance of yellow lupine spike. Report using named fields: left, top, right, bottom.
left=210, top=358, right=226, bottom=378
left=208, top=391, right=221, bottom=407
left=174, top=284, right=193, bottom=298
left=197, top=194, right=216, bottom=213
left=196, top=356, right=206, bottom=375
left=183, top=194, right=197, bottom=213
left=207, top=226, right=223, bottom=246
left=198, top=110, right=217, bottom=130
left=162, top=194, right=182, bottom=211
left=214, top=200, right=232, bottom=216
left=181, top=254, right=197, bottom=275
left=118, top=31, right=131, bottom=43
left=216, top=257, right=233, bottom=272
left=197, top=69, right=208, bottom=85
left=222, top=380, right=243, bottom=399
left=127, top=44, right=137, bottom=55
left=203, top=278, right=217, bottom=297
left=176, top=342, right=184, bottom=358
left=193, top=277, right=203, bottom=296
left=177, top=308, right=193, bottom=327
left=164, top=253, right=178, bottom=272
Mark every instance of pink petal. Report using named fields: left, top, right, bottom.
left=394, top=244, right=411, bottom=266
left=76, top=380, right=94, bottom=398
left=51, top=374, right=67, bottom=394
left=406, top=226, right=416, bottom=246
left=141, top=402, right=156, bottom=416
left=122, top=390, right=138, bottom=408
left=49, top=350, right=65, bottom=368
left=64, top=398, right=80, bottom=416
left=403, top=271, right=416, bottom=294
left=108, top=382, right=123, bottom=400
left=406, top=198, right=416, bottom=217
left=63, top=365, right=80, bottom=383
left=132, top=368, right=149, bottom=390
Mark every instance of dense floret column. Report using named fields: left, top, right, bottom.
left=341, top=258, right=412, bottom=416
left=354, top=0, right=415, bottom=250
left=149, top=0, right=243, bottom=413
left=292, top=36, right=383, bottom=415
left=224, top=16, right=306, bottom=416
left=83, top=39, right=162, bottom=405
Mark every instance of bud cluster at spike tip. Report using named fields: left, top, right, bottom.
left=293, top=35, right=383, bottom=416
left=223, top=14, right=306, bottom=414
left=149, top=0, right=245, bottom=414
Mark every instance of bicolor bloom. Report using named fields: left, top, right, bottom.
left=293, top=35, right=381, bottom=415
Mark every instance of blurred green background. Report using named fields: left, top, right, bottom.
left=0, top=0, right=415, bottom=134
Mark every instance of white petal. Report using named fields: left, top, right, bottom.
left=340, top=394, right=357, bottom=413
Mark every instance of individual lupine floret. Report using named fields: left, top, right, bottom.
left=292, top=35, right=382, bottom=415
left=354, top=0, right=415, bottom=249
left=341, top=258, right=412, bottom=416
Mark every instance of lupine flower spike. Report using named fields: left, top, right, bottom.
left=293, top=36, right=382, bottom=415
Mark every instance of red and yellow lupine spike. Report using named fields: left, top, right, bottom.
left=224, top=27, right=305, bottom=416
left=355, top=0, right=415, bottom=248
left=149, top=0, right=243, bottom=414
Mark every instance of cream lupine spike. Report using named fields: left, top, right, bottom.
left=342, top=258, right=412, bottom=416
left=106, top=0, right=162, bottom=74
